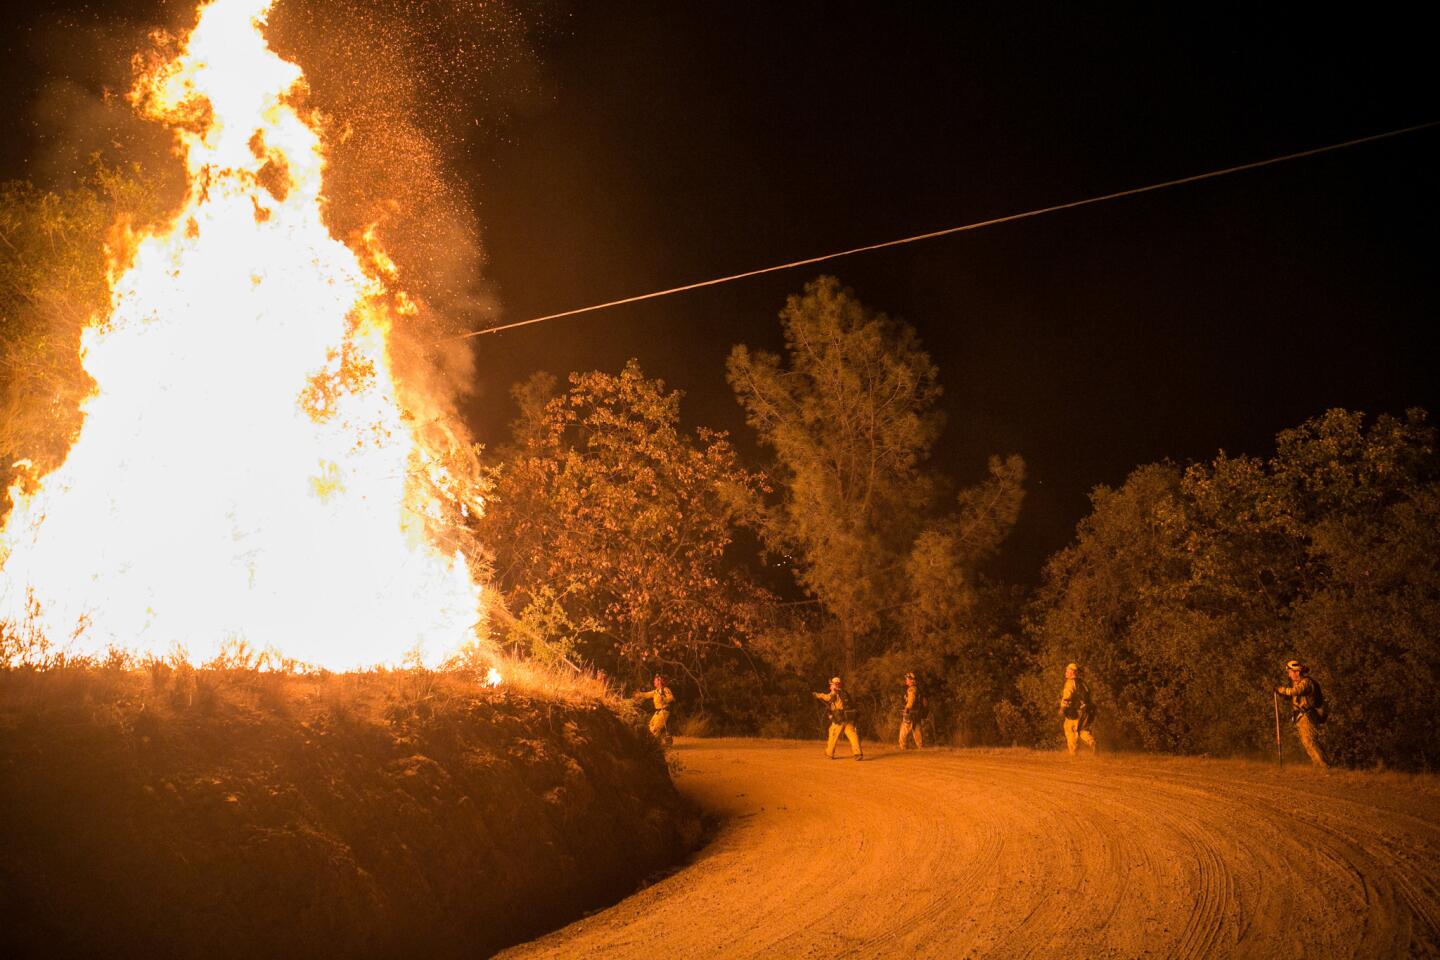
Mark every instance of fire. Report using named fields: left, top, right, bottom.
left=485, top=667, right=503, bottom=687
left=0, top=0, right=483, bottom=669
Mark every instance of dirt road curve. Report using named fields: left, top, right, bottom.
left=501, top=739, right=1440, bottom=959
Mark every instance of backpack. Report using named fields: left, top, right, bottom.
left=1075, top=679, right=1098, bottom=727
left=1308, top=679, right=1328, bottom=725
left=913, top=692, right=929, bottom=720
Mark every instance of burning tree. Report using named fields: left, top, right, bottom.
left=0, top=0, right=486, bottom=669
left=1, top=167, right=173, bottom=518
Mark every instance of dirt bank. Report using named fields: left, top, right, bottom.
left=504, top=738, right=1440, bottom=959
left=0, top=667, right=699, bottom=959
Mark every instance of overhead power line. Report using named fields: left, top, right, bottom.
left=448, top=120, right=1439, bottom=341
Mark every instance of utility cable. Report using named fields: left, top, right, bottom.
left=447, top=120, right=1439, bottom=340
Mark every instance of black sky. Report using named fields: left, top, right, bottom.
left=3, top=1, right=1437, bottom=580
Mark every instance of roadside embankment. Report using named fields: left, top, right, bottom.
left=0, top=666, right=700, bottom=958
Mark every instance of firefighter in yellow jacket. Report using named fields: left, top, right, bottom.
left=1058, top=662, right=1098, bottom=755
left=899, top=672, right=924, bottom=749
left=814, top=676, right=864, bottom=760
left=636, top=674, right=675, bottom=746
left=1276, top=659, right=1328, bottom=767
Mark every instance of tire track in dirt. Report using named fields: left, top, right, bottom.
left=497, top=740, right=1440, bottom=960
left=1155, top=762, right=1440, bottom=957
left=849, top=758, right=1007, bottom=957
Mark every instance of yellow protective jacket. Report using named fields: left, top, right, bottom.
left=642, top=686, right=675, bottom=712
left=1277, top=676, right=1319, bottom=722
left=814, top=690, right=856, bottom=723
left=1059, top=677, right=1092, bottom=720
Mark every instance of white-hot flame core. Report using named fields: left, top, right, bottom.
left=0, top=0, right=482, bottom=668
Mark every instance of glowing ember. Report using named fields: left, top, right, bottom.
left=0, top=0, right=482, bottom=668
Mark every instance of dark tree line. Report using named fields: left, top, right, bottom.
left=1022, top=409, right=1440, bottom=768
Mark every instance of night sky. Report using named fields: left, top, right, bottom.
left=3, top=1, right=1436, bottom=579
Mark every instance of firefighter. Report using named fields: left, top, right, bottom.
left=1058, top=662, right=1098, bottom=756
left=899, top=672, right=925, bottom=749
left=813, top=676, right=864, bottom=760
left=636, top=674, right=675, bottom=746
left=1276, top=659, right=1328, bottom=767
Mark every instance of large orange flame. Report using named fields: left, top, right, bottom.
left=0, top=0, right=483, bottom=668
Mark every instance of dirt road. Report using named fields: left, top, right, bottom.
left=500, top=738, right=1440, bottom=959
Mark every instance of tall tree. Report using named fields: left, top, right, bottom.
left=728, top=275, right=1026, bottom=742
left=727, top=276, right=945, bottom=673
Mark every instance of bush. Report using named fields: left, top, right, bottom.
left=677, top=712, right=714, bottom=738
left=1024, top=409, right=1440, bottom=769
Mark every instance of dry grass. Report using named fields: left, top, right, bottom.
left=677, top=711, right=715, bottom=738
left=0, top=632, right=638, bottom=727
